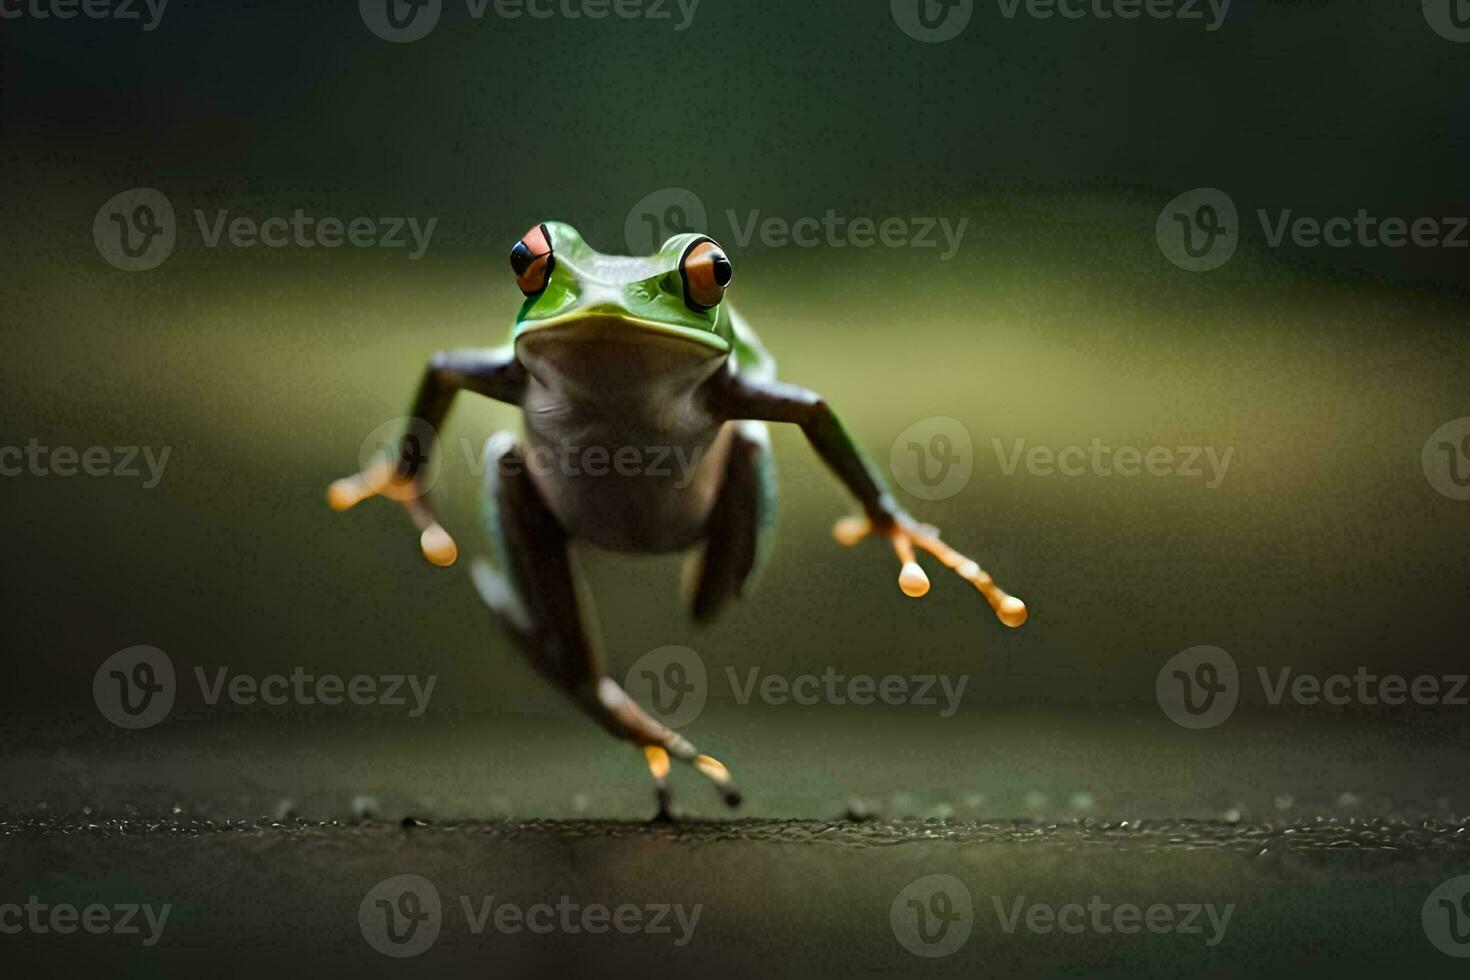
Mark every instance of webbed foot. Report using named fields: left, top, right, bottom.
left=832, top=514, right=1028, bottom=628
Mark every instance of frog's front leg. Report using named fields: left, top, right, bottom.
left=327, top=346, right=526, bottom=566
left=710, top=373, right=1027, bottom=628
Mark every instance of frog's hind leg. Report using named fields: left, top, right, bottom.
left=687, top=421, right=777, bottom=624
left=474, top=433, right=741, bottom=819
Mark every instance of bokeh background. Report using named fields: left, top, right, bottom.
left=5, top=1, right=1470, bottom=975
left=4, top=4, right=1470, bottom=973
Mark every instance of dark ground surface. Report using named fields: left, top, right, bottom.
left=4, top=709, right=1470, bottom=976
left=4, top=812, right=1469, bottom=977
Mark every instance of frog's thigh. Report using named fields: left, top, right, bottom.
left=477, top=432, right=706, bottom=759
left=475, top=432, right=605, bottom=691
left=688, top=420, right=777, bottom=624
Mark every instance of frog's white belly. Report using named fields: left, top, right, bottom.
left=520, top=386, right=733, bottom=553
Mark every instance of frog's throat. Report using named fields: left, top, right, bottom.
left=516, top=310, right=730, bottom=353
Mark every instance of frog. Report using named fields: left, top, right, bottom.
left=328, top=222, right=1027, bottom=819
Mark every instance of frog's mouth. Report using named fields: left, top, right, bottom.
left=516, top=311, right=730, bottom=354
left=515, top=311, right=730, bottom=395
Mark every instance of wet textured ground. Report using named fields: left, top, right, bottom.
left=4, top=813, right=1470, bottom=976
left=5, top=711, right=1470, bottom=976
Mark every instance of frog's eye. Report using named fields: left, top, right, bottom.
left=510, top=224, right=554, bottom=296
left=679, top=238, right=732, bottom=311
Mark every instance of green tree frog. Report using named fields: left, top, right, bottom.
left=329, top=222, right=1026, bottom=818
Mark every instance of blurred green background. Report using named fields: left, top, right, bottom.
left=2, top=0, right=1469, bottom=822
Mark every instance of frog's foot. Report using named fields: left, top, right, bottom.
left=640, top=746, right=740, bottom=822
left=592, top=680, right=740, bottom=818
left=832, top=515, right=1028, bottom=628
left=326, top=456, right=458, bottom=567
left=643, top=746, right=675, bottom=821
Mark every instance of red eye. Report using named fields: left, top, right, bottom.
left=679, top=238, right=732, bottom=311
left=510, top=223, right=554, bottom=296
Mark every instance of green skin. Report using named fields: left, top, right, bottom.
left=332, top=221, right=1018, bottom=817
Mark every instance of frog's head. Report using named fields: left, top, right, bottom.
left=509, top=221, right=734, bottom=397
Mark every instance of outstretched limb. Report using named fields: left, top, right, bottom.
left=707, top=371, right=1027, bottom=628
left=327, top=346, right=526, bottom=566
left=477, top=435, right=741, bottom=819
left=831, top=514, right=1027, bottom=627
